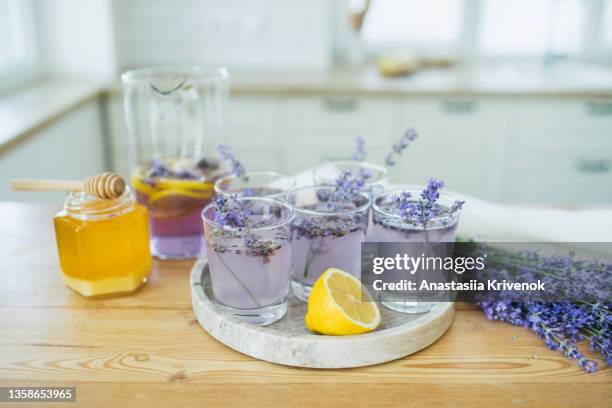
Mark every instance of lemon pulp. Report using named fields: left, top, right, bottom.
left=305, top=268, right=380, bottom=335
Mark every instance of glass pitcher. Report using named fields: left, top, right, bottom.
left=122, top=66, right=229, bottom=259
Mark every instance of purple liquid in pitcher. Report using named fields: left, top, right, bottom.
left=133, top=158, right=226, bottom=259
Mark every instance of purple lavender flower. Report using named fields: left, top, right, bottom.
left=147, top=159, right=171, bottom=178
left=352, top=136, right=367, bottom=161
left=392, top=178, right=447, bottom=226
left=328, top=170, right=368, bottom=205
left=384, top=128, right=418, bottom=166
left=243, top=233, right=280, bottom=264
left=450, top=200, right=465, bottom=213
left=145, top=158, right=208, bottom=180
left=217, top=144, right=248, bottom=181
left=212, top=194, right=249, bottom=228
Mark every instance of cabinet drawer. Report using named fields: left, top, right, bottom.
left=284, top=96, right=396, bottom=149
left=512, top=100, right=612, bottom=151
left=503, top=150, right=612, bottom=204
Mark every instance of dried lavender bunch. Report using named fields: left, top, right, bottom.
left=459, top=240, right=612, bottom=372
left=352, top=136, right=367, bottom=161
left=480, top=300, right=609, bottom=373
left=217, top=144, right=247, bottom=181
left=384, top=128, right=418, bottom=166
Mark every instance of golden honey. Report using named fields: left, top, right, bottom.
left=53, top=188, right=152, bottom=297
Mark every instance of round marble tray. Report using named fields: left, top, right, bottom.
left=190, top=258, right=455, bottom=368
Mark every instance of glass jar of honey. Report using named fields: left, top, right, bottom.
left=53, top=188, right=152, bottom=297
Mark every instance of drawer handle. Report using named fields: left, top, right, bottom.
left=323, top=98, right=359, bottom=113
left=576, top=159, right=611, bottom=173
left=442, top=100, right=477, bottom=114
left=585, top=102, right=612, bottom=116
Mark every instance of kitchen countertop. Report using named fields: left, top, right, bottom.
left=224, top=62, right=612, bottom=98
left=103, top=62, right=612, bottom=98
left=1, top=202, right=609, bottom=408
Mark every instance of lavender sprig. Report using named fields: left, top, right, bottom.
left=393, top=178, right=446, bottom=226
left=450, top=200, right=465, bottom=213
left=217, top=144, right=247, bottom=181
left=212, top=194, right=249, bottom=228
left=243, top=233, right=280, bottom=264
left=384, top=128, right=418, bottom=166
left=212, top=194, right=286, bottom=262
left=352, top=136, right=367, bottom=161
left=328, top=170, right=368, bottom=204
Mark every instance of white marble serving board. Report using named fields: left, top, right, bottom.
left=190, top=258, right=455, bottom=368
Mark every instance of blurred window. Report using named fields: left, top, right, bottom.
left=0, top=0, right=38, bottom=86
left=359, top=0, right=612, bottom=60
left=602, top=0, right=612, bottom=48
left=479, top=0, right=585, bottom=56
left=361, top=0, right=463, bottom=50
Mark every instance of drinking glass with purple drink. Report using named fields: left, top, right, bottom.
left=286, top=185, right=370, bottom=302
left=370, top=180, right=465, bottom=313
left=202, top=195, right=294, bottom=325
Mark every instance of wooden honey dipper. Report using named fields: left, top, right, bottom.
left=11, top=172, right=126, bottom=200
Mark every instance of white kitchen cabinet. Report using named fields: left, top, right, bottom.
left=280, top=96, right=397, bottom=174
left=395, top=97, right=510, bottom=200
left=501, top=99, right=612, bottom=204
left=226, top=96, right=281, bottom=171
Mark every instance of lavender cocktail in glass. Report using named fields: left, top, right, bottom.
left=214, top=171, right=296, bottom=199
left=286, top=185, right=370, bottom=302
left=202, top=196, right=294, bottom=325
left=370, top=183, right=463, bottom=314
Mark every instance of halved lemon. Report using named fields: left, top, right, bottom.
left=305, top=268, right=381, bottom=335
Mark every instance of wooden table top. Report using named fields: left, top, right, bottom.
left=0, top=202, right=609, bottom=408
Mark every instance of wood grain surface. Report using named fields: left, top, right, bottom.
left=0, top=202, right=609, bottom=408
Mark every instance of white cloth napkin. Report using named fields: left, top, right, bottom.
left=292, top=170, right=612, bottom=242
